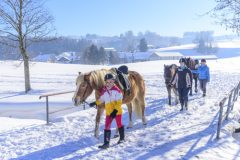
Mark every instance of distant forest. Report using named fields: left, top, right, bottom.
left=0, top=30, right=236, bottom=60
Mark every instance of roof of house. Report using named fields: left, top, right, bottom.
left=190, top=55, right=218, bottom=59
left=32, top=54, right=56, bottom=62
left=153, top=52, right=183, bottom=57
left=104, top=48, right=116, bottom=52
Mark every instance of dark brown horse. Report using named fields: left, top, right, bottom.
left=164, top=64, right=179, bottom=105
left=185, top=57, right=199, bottom=95
left=72, top=68, right=147, bottom=138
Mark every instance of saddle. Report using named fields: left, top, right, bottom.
left=114, top=65, right=131, bottom=95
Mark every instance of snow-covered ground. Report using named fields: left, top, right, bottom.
left=0, top=58, right=240, bottom=160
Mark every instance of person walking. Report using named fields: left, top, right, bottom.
left=169, top=58, right=192, bottom=111
left=89, top=73, right=125, bottom=149
left=198, top=59, right=210, bottom=97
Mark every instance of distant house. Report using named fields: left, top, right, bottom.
left=32, top=54, right=56, bottom=62
left=147, top=44, right=155, bottom=49
left=190, top=55, right=218, bottom=60
left=133, top=52, right=155, bottom=62
left=104, top=48, right=117, bottom=54
left=117, top=52, right=133, bottom=63
left=151, top=52, right=184, bottom=60
left=57, top=56, right=72, bottom=63
left=56, top=52, right=77, bottom=63
left=118, top=51, right=154, bottom=63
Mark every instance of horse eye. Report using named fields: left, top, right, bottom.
left=81, top=83, right=87, bottom=87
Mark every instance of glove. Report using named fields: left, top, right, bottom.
left=168, top=83, right=173, bottom=87
left=110, top=109, right=118, bottom=119
left=89, top=101, right=96, bottom=107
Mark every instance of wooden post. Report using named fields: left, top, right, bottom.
left=46, top=96, right=49, bottom=125
left=217, top=102, right=224, bottom=139
left=226, top=91, right=233, bottom=120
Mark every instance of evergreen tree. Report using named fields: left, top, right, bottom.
left=109, top=51, right=119, bottom=64
left=98, top=47, right=107, bottom=64
left=139, top=38, right=148, bottom=52
left=82, top=44, right=99, bottom=64
left=193, top=31, right=217, bottom=54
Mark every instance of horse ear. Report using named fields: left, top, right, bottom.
left=78, top=72, right=81, bottom=75
left=84, top=73, right=91, bottom=81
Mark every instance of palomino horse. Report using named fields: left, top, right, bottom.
left=164, top=64, right=179, bottom=105
left=73, top=68, right=147, bottom=138
left=185, top=57, right=199, bottom=95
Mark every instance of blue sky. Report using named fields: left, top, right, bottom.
left=45, top=0, right=233, bottom=37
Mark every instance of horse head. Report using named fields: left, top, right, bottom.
left=73, top=72, right=94, bottom=106
left=164, top=64, right=177, bottom=84
left=185, top=57, right=195, bottom=70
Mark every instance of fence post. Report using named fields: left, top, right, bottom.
left=46, top=96, right=49, bottom=125
left=217, top=101, right=224, bottom=139
left=238, top=82, right=240, bottom=97
left=225, top=91, right=233, bottom=120
left=231, top=88, right=238, bottom=110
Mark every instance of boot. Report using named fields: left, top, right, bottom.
left=195, top=88, right=198, bottom=93
left=98, top=130, right=111, bottom=149
left=180, top=103, right=184, bottom=111
left=117, top=126, right=125, bottom=144
left=185, top=101, right=188, bottom=110
left=235, top=128, right=240, bottom=133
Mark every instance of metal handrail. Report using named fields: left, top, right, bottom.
left=39, top=90, right=77, bottom=124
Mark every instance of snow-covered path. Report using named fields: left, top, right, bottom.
left=0, top=59, right=240, bottom=160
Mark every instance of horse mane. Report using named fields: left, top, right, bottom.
left=86, top=68, right=117, bottom=90
left=164, top=64, right=178, bottom=84
left=186, top=57, right=195, bottom=70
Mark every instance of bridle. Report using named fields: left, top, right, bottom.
left=76, top=78, right=96, bottom=108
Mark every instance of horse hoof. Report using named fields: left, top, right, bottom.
left=113, top=134, right=119, bottom=138
left=127, top=126, right=132, bottom=129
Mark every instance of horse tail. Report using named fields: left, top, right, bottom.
left=129, top=71, right=146, bottom=119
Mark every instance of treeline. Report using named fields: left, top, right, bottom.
left=0, top=30, right=224, bottom=60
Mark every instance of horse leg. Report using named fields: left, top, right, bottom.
left=141, top=101, right=147, bottom=126
left=135, top=98, right=147, bottom=125
left=94, top=106, right=104, bottom=138
left=126, top=103, right=133, bottom=129
left=194, top=78, right=198, bottom=93
left=173, top=88, right=179, bottom=105
left=189, top=84, right=193, bottom=96
left=167, top=86, right=171, bottom=105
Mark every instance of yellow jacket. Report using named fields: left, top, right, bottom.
left=96, top=85, right=123, bottom=116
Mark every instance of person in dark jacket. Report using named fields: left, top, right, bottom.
left=198, top=59, right=210, bottom=97
left=170, top=58, right=192, bottom=111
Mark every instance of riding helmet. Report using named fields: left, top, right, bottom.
left=201, top=59, right=206, bottom=63
left=179, top=58, right=186, bottom=64
left=104, top=73, right=115, bottom=81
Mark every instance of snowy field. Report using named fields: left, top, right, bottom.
left=0, top=57, right=240, bottom=160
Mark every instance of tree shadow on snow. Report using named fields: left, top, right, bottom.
left=135, top=111, right=237, bottom=160
left=10, top=136, right=101, bottom=160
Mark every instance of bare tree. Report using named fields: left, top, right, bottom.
left=0, top=0, right=55, bottom=92
left=211, top=0, right=240, bottom=34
